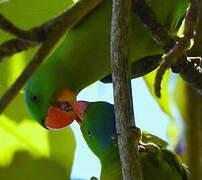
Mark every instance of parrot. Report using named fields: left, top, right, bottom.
left=24, top=0, right=189, bottom=129
left=69, top=101, right=189, bottom=180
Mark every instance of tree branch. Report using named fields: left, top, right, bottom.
left=135, top=0, right=202, bottom=98
left=111, top=0, right=143, bottom=179
left=154, top=0, right=200, bottom=97
left=134, top=0, right=175, bottom=52
left=0, top=0, right=103, bottom=114
left=0, top=0, right=104, bottom=60
left=0, top=14, right=40, bottom=42
left=0, top=39, right=37, bottom=61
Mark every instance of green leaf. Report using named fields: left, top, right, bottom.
left=143, top=70, right=182, bottom=147
left=0, top=0, right=74, bottom=42
left=0, top=1, right=76, bottom=179
left=0, top=0, right=74, bottom=90
left=0, top=93, right=76, bottom=179
left=143, top=69, right=173, bottom=118
left=173, top=77, right=187, bottom=120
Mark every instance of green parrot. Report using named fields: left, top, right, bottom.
left=24, top=0, right=188, bottom=129
left=70, top=101, right=189, bottom=180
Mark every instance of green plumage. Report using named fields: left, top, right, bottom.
left=80, top=102, right=189, bottom=180
left=25, top=0, right=188, bottom=124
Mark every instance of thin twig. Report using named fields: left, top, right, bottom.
left=0, top=39, right=37, bottom=61
left=111, top=0, right=143, bottom=179
left=0, top=14, right=39, bottom=41
left=134, top=0, right=175, bottom=52
left=0, top=0, right=103, bottom=60
left=154, top=0, right=200, bottom=97
left=0, top=13, right=60, bottom=61
left=0, top=14, right=47, bottom=43
left=135, top=0, right=201, bottom=97
left=0, top=0, right=103, bottom=114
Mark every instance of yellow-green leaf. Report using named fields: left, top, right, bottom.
left=0, top=93, right=76, bottom=179
left=0, top=0, right=74, bottom=90
left=143, top=69, right=173, bottom=118
left=173, top=77, right=187, bottom=120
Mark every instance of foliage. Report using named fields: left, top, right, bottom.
left=0, top=0, right=76, bottom=179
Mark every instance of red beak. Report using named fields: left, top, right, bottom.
left=45, top=106, right=77, bottom=130
left=72, top=101, right=90, bottom=122
left=44, top=89, right=77, bottom=130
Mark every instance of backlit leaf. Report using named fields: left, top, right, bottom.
left=143, top=69, right=173, bottom=118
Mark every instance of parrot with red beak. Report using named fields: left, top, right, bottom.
left=56, top=100, right=188, bottom=179
left=24, top=0, right=188, bottom=129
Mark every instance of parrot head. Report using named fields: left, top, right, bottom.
left=25, top=79, right=117, bottom=157
left=24, top=73, right=79, bottom=129
left=72, top=101, right=117, bottom=158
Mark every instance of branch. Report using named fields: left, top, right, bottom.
left=0, top=39, right=37, bottom=61
left=0, top=14, right=40, bottom=42
left=0, top=0, right=103, bottom=114
left=0, top=11, right=59, bottom=61
left=135, top=0, right=202, bottom=97
left=0, top=0, right=103, bottom=60
left=154, top=0, right=200, bottom=97
left=136, top=1, right=202, bottom=179
left=111, top=0, right=143, bottom=179
left=134, top=0, right=175, bottom=52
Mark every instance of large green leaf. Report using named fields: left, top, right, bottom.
left=143, top=70, right=183, bottom=148
left=0, top=0, right=74, bottom=42
left=173, top=77, right=187, bottom=120
left=143, top=69, right=173, bottom=118
left=0, top=92, right=76, bottom=179
left=0, top=0, right=74, bottom=89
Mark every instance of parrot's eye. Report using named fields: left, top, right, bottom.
left=30, top=95, right=39, bottom=102
left=87, top=131, right=93, bottom=137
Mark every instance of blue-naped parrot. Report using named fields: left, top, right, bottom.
left=69, top=101, right=189, bottom=180
left=25, top=0, right=188, bottom=129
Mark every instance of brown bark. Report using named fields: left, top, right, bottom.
left=111, top=0, right=143, bottom=179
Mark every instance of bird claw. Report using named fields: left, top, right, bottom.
left=154, top=0, right=200, bottom=98
left=138, top=142, right=160, bottom=152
